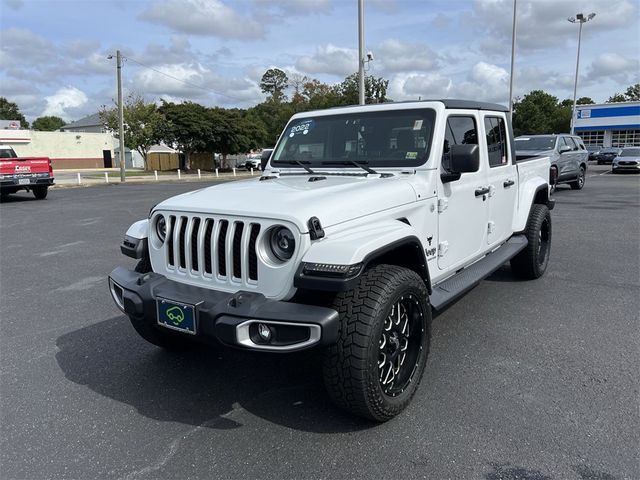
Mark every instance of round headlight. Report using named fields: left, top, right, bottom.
left=156, top=215, right=166, bottom=242
left=269, top=227, right=295, bottom=261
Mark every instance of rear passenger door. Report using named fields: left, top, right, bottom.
left=437, top=112, right=489, bottom=271
left=558, top=136, right=577, bottom=179
left=483, top=114, right=517, bottom=246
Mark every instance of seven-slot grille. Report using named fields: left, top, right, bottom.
left=163, top=215, right=261, bottom=283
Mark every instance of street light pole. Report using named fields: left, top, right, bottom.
left=116, top=49, right=126, bottom=182
left=568, top=13, right=595, bottom=135
left=357, top=0, right=365, bottom=105
left=508, top=0, right=517, bottom=122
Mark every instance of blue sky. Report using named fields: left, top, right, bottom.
left=1, top=0, right=639, bottom=122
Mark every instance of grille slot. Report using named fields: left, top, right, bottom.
left=203, top=219, right=214, bottom=274
left=232, top=222, right=244, bottom=279
left=248, top=224, right=260, bottom=281
left=190, top=217, right=201, bottom=272
left=217, top=220, right=229, bottom=277
left=167, top=216, right=176, bottom=267
left=178, top=217, right=187, bottom=269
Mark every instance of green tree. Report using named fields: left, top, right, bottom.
left=208, top=108, right=267, bottom=168
left=338, top=73, right=390, bottom=105
left=100, top=94, right=164, bottom=170
left=607, top=83, right=640, bottom=102
left=302, top=78, right=342, bottom=110
left=512, top=90, right=561, bottom=136
left=0, top=97, right=29, bottom=128
left=157, top=101, right=213, bottom=170
left=260, top=68, right=289, bottom=102
left=31, top=115, right=66, bottom=131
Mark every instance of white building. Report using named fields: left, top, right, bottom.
left=575, top=101, right=640, bottom=148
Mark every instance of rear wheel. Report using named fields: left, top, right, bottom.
left=32, top=186, right=48, bottom=199
left=323, top=264, right=431, bottom=421
left=570, top=166, right=585, bottom=190
left=511, top=204, right=552, bottom=279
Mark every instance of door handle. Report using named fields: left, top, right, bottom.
left=503, top=179, right=515, bottom=188
left=475, top=187, right=490, bottom=197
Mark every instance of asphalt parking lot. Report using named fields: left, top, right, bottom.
left=1, top=169, right=638, bottom=480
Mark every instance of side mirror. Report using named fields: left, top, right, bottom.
left=559, top=145, right=571, bottom=154
left=441, top=144, right=479, bottom=183
left=260, top=150, right=272, bottom=170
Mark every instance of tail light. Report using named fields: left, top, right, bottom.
left=48, top=159, right=53, bottom=176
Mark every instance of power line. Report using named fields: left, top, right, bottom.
left=123, top=56, right=249, bottom=102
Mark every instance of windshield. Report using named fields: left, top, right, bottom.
left=271, top=109, right=436, bottom=168
left=515, top=137, right=556, bottom=151
left=620, top=148, right=640, bottom=157
left=601, top=148, right=621, bottom=154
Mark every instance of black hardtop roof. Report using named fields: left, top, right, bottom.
left=326, top=99, right=509, bottom=112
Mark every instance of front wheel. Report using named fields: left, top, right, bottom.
left=570, top=166, right=585, bottom=190
left=323, top=264, right=431, bottom=422
left=32, top=186, right=48, bottom=199
left=511, top=204, right=552, bottom=279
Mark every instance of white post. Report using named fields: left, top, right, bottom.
left=358, top=0, right=365, bottom=105
left=508, top=0, right=517, bottom=122
left=177, top=169, right=181, bottom=179
left=570, top=20, right=584, bottom=136
left=250, top=167, right=254, bottom=176
left=197, top=168, right=201, bottom=179
left=233, top=168, right=236, bottom=177
left=77, top=173, right=81, bottom=185
left=104, top=172, right=109, bottom=183
left=154, top=170, right=158, bottom=181
left=215, top=168, right=219, bottom=177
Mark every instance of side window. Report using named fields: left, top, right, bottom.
left=442, top=116, right=478, bottom=172
left=484, top=116, right=508, bottom=167
left=566, top=137, right=578, bottom=151
left=560, top=137, right=572, bottom=151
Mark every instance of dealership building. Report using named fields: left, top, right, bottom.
left=575, top=101, right=640, bottom=148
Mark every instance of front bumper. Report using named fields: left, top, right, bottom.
left=612, top=163, right=640, bottom=171
left=108, top=267, right=339, bottom=352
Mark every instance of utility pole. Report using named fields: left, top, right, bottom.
left=508, top=0, right=517, bottom=122
left=116, top=50, right=125, bottom=182
left=357, top=0, right=365, bottom=105
left=568, top=13, right=595, bottom=135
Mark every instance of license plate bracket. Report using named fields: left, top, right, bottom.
left=156, top=298, right=197, bottom=335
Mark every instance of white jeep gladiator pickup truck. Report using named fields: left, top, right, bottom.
left=109, top=100, right=553, bottom=421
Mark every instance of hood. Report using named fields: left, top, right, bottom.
left=156, top=174, right=419, bottom=233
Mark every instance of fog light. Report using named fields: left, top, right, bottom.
left=257, top=323, right=272, bottom=342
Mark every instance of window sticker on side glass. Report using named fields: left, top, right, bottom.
left=405, top=152, right=418, bottom=159
left=289, top=120, right=314, bottom=137
left=413, top=120, right=423, bottom=130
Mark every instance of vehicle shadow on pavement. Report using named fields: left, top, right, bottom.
left=55, top=316, right=375, bottom=433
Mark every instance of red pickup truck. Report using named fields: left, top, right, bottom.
left=0, top=145, right=54, bottom=200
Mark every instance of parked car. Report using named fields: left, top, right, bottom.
left=244, top=153, right=262, bottom=171
left=586, top=145, right=601, bottom=161
left=612, top=147, right=640, bottom=173
left=0, top=145, right=54, bottom=200
left=594, top=147, right=622, bottom=165
left=515, top=134, right=588, bottom=191
left=109, top=99, right=553, bottom=421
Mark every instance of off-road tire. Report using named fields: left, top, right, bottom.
left=570, top=166, right=586, bottom=190
left=322, top=264, right=431, bottom=422
left=129, top=255, right=191, bottom=351
left=32, top=186, right=48, bottom=199
left=511, top=204, right=552, bottom=279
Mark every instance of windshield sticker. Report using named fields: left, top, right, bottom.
left=405, top=151, right=418, bottom=159
left=413, top=119, right=423, bottom=131
left=289, top=120, right=314, bottom=138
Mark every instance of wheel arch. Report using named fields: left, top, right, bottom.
left=513, top=183, right=554, bottom=233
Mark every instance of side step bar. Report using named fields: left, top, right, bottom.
left=430, top=235, right=528, bottom=311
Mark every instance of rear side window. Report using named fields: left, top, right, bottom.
left=563, top=137, right=578, bottom=150
left=442, top=116, right=478, bottom=172
left=0, top=148, right=17, bottom=159
left=484, top=116, right=509, bottom=167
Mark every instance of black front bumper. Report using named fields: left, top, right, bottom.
left=108, top=267, right=339, bottom=352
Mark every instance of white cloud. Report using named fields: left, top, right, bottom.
left=376, top=39, right=439, bottom=73
left=42, top=87, right=88, bottom=120
left=139, top=0, right=264, bottom=39
left=2, top=0, right=23, bottom=10
left=586, top=53, right=640, bottom=83
left=296, top=44, right=357, bottom=77
left=254, top=0, right=332, bottom=15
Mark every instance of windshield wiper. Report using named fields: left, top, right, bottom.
left=321, top=160, right=378, bottom=174
left=276, top=160, right=316, bottom=174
